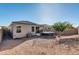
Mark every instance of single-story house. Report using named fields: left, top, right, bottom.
left=9, top=21, right=49, bottom=39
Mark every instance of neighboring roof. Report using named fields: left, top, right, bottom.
left=39, top=24, right=51, bottom=27
left=11, top=21, right=38, bottom=25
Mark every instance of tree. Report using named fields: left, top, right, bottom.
left=52, top=22, right=73, bottom=32
left=63, top=22, right=74, bottom=29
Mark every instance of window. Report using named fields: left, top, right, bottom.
left=32, top=26, right=34, bottom=32
left=16, top=26, right=21, bottom=33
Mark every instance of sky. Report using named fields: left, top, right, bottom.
left=0, top=3, right=79, bottom=27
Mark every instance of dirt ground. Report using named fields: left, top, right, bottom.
left=0, top=35, right=79, bottom=55
left=0, top=38, right=27, bottom=51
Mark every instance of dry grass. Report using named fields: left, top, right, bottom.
left=0, top=35, right=79, bottom=55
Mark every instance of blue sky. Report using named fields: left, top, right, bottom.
left=0, top=3, right=79, bottom=27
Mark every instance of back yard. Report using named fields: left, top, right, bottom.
left=0, top=35, right=79, bottom=54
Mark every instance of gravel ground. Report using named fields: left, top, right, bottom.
left=0, top=38, right=27, bottom=51
left=0, top=35, right=79, bottom=55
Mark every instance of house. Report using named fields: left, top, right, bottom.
left=40, top=24, right=55, bottom=32
left=9, top=21, right=45, bottom=39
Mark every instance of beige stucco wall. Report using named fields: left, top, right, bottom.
left=11, top=23, right=40, bottom=39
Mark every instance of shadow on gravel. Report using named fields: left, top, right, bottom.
left=0, top=38, right=28, bottom=52
left=59, top=38, right=79, bottom=45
